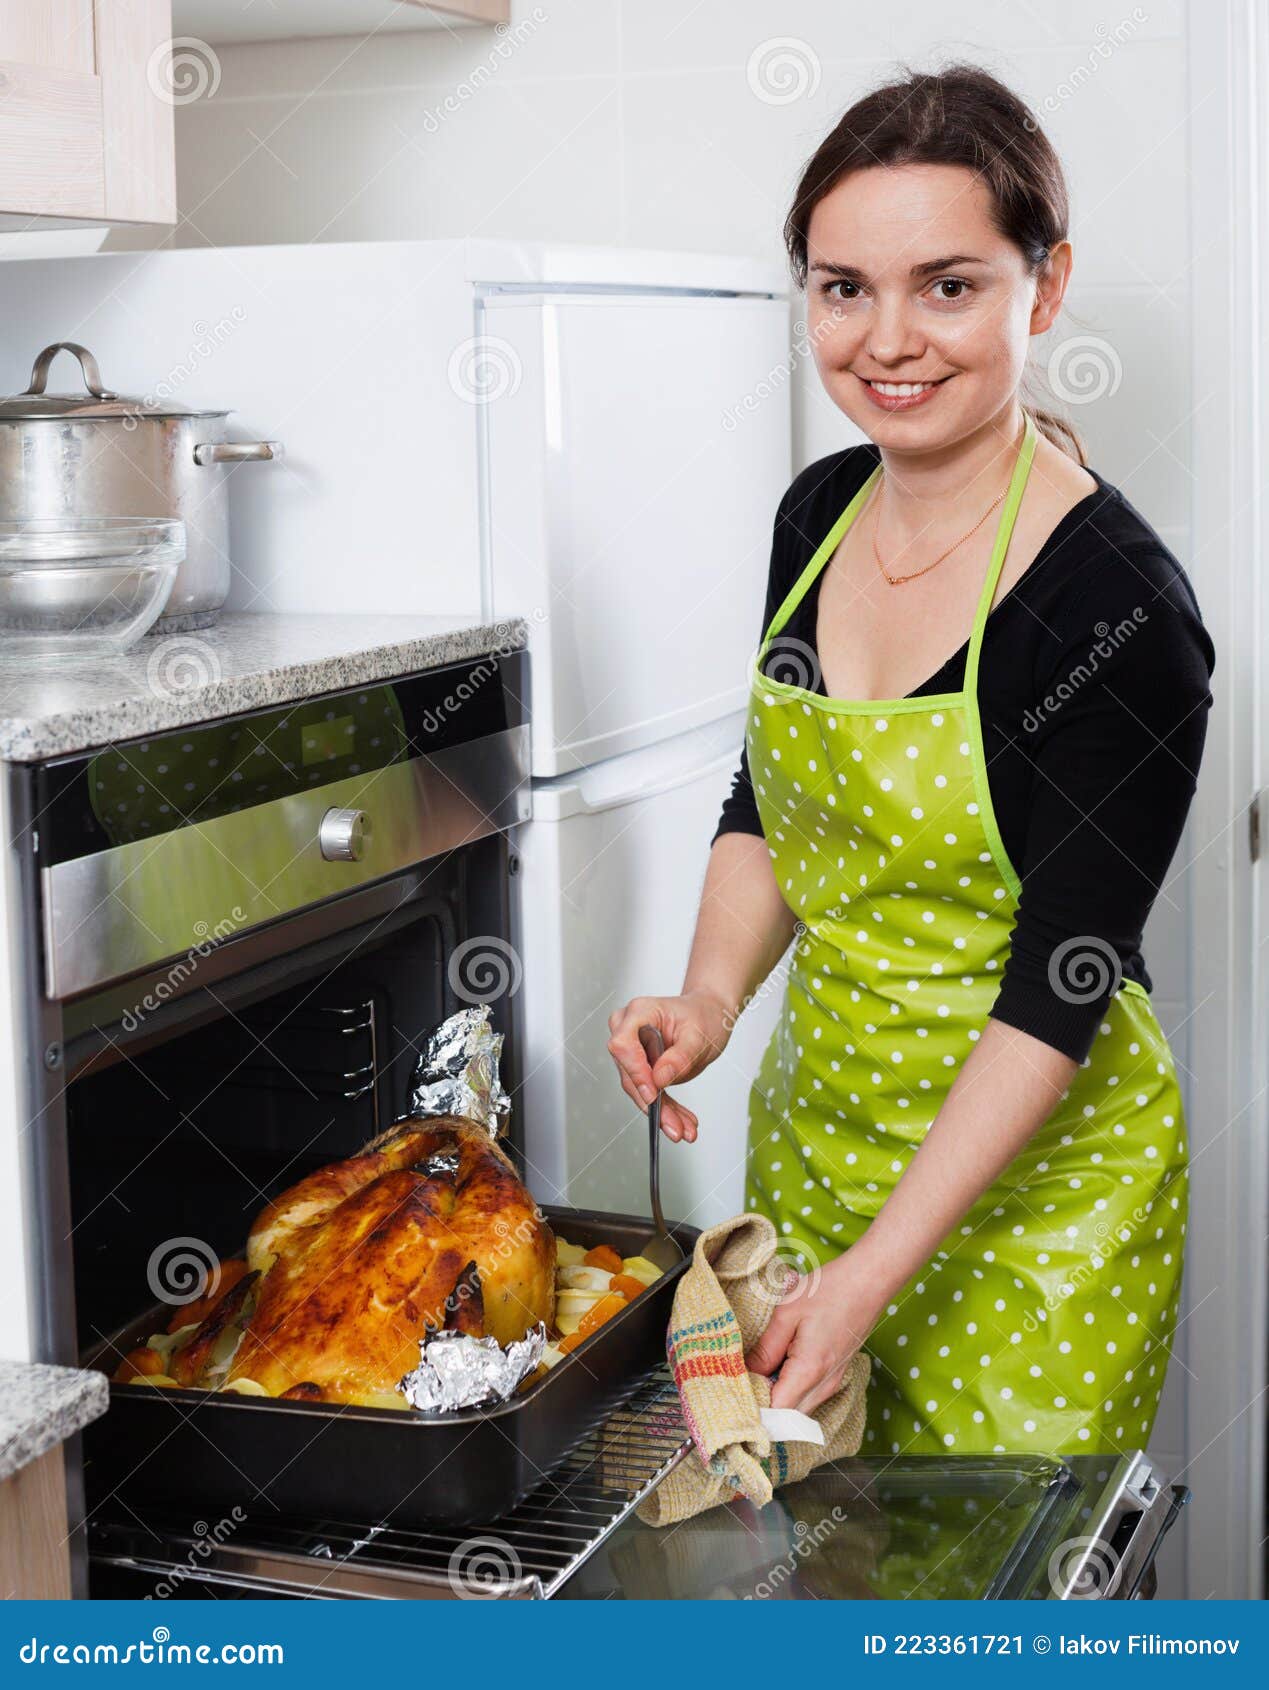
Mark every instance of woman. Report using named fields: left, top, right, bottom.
left=608, top=64, right=1214, bottom=1458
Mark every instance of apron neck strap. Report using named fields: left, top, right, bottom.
left=964, top=409, right=1038, bottom=697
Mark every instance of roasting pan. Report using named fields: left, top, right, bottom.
left=80, top=1207, right=697, bottom=1531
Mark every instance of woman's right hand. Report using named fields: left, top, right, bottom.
left=606, top=988, right=734, bottom=1143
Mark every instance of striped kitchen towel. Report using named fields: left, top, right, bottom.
left=637, top=1212, right=869, bottom=1526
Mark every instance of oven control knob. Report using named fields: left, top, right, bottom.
left=319, top=807, right=368, bottom=862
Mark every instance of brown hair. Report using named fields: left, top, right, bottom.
left=786, top=62, right=1086, bottom=465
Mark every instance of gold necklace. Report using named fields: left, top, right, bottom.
left=869, top=415, right=1027, bottom=587
left=871, top=479, right=1005, bottom=586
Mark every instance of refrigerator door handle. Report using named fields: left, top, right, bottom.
left=562, top=743, right=745, bottom=817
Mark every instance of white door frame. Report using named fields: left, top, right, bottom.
left=1183, top=0, right=1267, bottom=1602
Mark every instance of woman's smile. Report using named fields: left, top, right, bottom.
left=857, top=372, right=954, bottom=411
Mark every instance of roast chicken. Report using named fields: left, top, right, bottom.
left=166, top=1115, right=555, bottom=1405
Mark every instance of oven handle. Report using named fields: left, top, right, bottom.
left=1047, top=1453, right=1182, bottom=1599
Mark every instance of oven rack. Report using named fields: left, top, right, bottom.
left=88, top=1366, right=691, bottom=1600
left=221, top=996, right=381, bottom=1117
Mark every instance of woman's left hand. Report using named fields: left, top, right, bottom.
left=745, top=1251, right=886, bottom=1413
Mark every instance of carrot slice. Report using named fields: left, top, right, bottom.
left=115, top=1346, right=164, bottom=1382
left=582, top=1244, right=623, bottom=1275
left=557, top=1332, right=586, bottom=1354
left=610, top=1273, right=646, bottom=1302
left=576, top=1292, right=628, bottom=1338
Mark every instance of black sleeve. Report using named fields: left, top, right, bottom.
left=712, top=740, right=763, bottom=843
left=712, top=483, right=798, bottom=845
left=988, top=545, right=1215, bottom=1062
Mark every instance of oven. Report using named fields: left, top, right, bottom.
left=6, top=651, right=583, bottom=1588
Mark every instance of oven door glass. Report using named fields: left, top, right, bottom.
left=563, top=1456, right=1077, bottom=1600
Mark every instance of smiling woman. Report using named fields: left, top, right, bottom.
left=607, top=63, right=1214, bottom=1463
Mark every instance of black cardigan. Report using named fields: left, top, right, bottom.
left=714, top=444, right=1215, bottom=1063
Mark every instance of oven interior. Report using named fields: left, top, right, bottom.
left=12, top=651, right=528, bottom=1369
left=64, top=869, right=507, bottom=1361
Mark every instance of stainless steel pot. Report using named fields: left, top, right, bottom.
left=0, top=342, right=281, bottom=631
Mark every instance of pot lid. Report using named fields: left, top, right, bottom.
left=0, top=342, right=229, bottom=421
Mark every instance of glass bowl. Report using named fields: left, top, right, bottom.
left=0, top=518, right=186, bottom=656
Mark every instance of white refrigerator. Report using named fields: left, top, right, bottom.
left=0, top=238, right=793, bottom=1225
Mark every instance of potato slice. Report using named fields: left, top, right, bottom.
left=555, top=1288, right=609, bottom=1322
left=557, top=1265, right=612, bottom=1292
left=204, top=1322, right=246, bottom=1388
left=145, top=1323, right=198, bottom=1369
left=620, top=1256, right=663, bottom=1285
left=220, top=1377, right=270, bottom=1397
left=555, top=1237, right=587, bottom=1268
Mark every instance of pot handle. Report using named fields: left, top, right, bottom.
left=192, top=440, right=283, bottom=466
left=24, top=342, right=116, bottom=399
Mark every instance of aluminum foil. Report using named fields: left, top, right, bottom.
left=413, top=1149, right=460, bottom=1179
left=399, top=1322, right=547, bottom=1413
left=403, top=1005, right=509, bottom=1137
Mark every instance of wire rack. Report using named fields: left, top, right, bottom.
left=89, top=1367, right=690, bottom=1600
left=222, top=997, right=381, bottom=1122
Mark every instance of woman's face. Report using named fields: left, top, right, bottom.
left=804, top=163, right=1063, bottom=449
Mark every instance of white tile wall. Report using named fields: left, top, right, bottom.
left=109, top=0, right=1204, bottom=1594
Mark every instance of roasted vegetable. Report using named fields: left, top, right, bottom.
left=114, top=1346, right=165, bottom=1382
left=582, top=1244, right=624, bottom=1276
left=576, top=1293, right=628, bottom=1338
left=166, top=1257, right=252, bottom=1333
left=539, top=1239, right=666, bottom=1367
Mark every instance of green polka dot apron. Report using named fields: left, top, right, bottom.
left=744, top=410, right=1188, bottom=1458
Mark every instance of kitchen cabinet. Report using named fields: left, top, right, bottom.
left=0, top=0, right=175, bottom=224
left=174, top=0, right=508, bottom=45
left=0, top=1449, right=72, bottom=1599
left=0, top=1360, right=108, bottom=1599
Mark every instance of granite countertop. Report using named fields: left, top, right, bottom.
left=0, top=1359, right=108, bottom=1481
left=0, top=612, right=527, bottom=762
